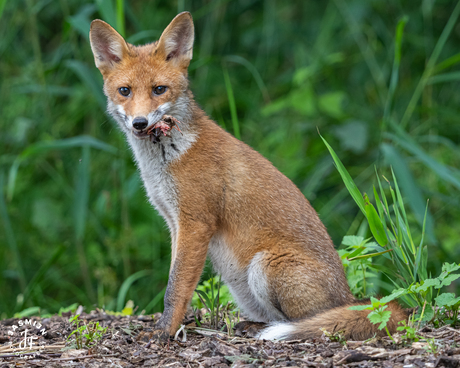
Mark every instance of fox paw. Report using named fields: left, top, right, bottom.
left=137, top=329, right=170, bottom=344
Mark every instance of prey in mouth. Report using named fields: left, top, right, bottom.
left=134, top=115, right=182, bottom=144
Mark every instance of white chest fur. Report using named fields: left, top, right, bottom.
left=125, top=128, right=195, bottom=265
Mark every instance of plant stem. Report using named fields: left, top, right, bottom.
left=385, top=326, right=396, bottom=343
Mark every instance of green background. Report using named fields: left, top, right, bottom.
left=1, top=0, right=460, bottom=318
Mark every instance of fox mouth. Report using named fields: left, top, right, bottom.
left=132, top=127, right=153, bottom=139
left=131, top=116, right=182, bottom=143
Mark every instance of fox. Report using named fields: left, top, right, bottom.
left=89, top=12, right=408, bottom=341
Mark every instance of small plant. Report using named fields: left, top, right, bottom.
left=349, top=292, right=405, bottom=343
left=397, top=319, right=420, bottom=342
left=192, top=276, right=234, bottom=330
left=424, top=337, right=440, bottom=354
left=320, top=328, right=346, bottom=344
left=338, top=235, right=381, bottom=298
left=222, top=303, right=240, bottom=337
left=322, top=135, right=460, bottom=338
left=67, top=314, right=107, bottom=349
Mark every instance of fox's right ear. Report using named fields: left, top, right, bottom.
left=89, top=20, right=128, bottom=73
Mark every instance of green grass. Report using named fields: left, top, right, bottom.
left=1, top=0, right=460, bottom=318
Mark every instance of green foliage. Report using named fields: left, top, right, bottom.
left=222, top=307, right=240, bottom=337
left=349, top=295, right=401, bottom=342
left=1, top=1, right=460, bottom=319
left=324, top=136, right=430, bottom=306
left=319, top=328, right=346, bottom=345
left=338, top=236, right=380, bottom=298
left=349, top=263, right=460, bottom=341
left=397, top=320, right=421, bottom=343
left=192, top=276, right=233, bottom=330
left=58, top=303, right=79, bottom=316
left=67, top=314, right=107, bottom=349
left=424, top=338, right=440, bottom=355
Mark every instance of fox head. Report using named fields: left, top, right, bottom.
left=89, top=12, right=194, bottom=138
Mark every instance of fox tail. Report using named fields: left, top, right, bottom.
left=257, top=301, right=409, bottom=341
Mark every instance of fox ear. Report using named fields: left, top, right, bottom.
left=156, top=12, right=194, bottom=68
left=90, top=20, right=128, bottom=72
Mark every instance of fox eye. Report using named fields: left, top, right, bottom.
left=118, top=87, right=131, bottom=97
left=153, top=86, right=167, bottom=95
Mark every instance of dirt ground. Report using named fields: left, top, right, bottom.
left=1, top=310, right=459, bottom=367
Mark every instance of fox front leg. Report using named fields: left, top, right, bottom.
left=146, top=220, right=212, bottom=342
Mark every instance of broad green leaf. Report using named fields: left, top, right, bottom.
left=342, top=235, right=365, bottom=247
left=435, top=293, right=460, bottom=307
left=437, top=274, right=460, bottom=289
left=414, top=278, right=440, bottom=292
left=368, top=308, right=391, bottom=330
left=442, top=263, right=460, bottom=274
left=370, top=296, right=382, bottom=309
left=380, top=288, right=408, bottom=304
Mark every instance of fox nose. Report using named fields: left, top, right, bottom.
left=132, top=117, right=148, bottom=130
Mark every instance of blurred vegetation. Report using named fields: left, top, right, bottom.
left=1, top=0, right=460, bottom=318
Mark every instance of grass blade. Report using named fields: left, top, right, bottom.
left=383, top=16, right=408, bottom=127
left=348, top=249, right=392, bottom=261
left=364, top=193, right=388, bottom=247
left=320, top=134, right=366, bottom=215
left=144, top=287, right=166, bottom=313
left=116, top=270, right=151, bottom=311
left=223, top=55, right=270, bottom=103
left=400, top=1, right=460, bottom=128
left=0, top=0, right=7, bottom=20
left=0, top=171, right=26, bottom=292
left=222, top=66, right=241, bottom=139
left=386, top=128, right=460, bottom=191
left=116, top=0, right=125, bottom=37
left=381, top=143, right=435, bottom=243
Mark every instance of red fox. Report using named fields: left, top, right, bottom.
left=89, top=12, right=407, bottom=341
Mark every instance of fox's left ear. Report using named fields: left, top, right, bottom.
left=90, top=20, right=129, bottom=73
left=156, top=12, right=194, bottom=69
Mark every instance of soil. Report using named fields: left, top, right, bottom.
left=1, top=310, right=459, bottom=367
